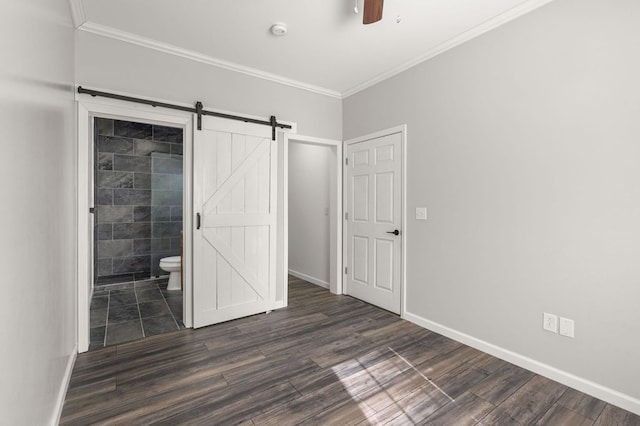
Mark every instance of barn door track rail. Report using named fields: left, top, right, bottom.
left=77, top=86, right=291, bottom=140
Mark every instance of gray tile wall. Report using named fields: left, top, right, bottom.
left=94, top=118, right=183, bottom=285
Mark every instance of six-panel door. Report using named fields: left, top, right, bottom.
left=346, top=132, right=402, bottom=314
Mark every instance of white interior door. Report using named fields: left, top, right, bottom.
left=193, top=116, right=278, bottom=328
left=345, top=132, right=402, bottom=314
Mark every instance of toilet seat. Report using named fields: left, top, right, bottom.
left=160, top=256, right=180, bottom=265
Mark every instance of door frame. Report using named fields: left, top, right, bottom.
left=343, top=125, right=407, bottom=317
left=283, top=134, right=343, bottom=299
left=76, top=94, right=194, bottom=352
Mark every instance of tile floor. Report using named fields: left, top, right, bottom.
left=89, top=278, right=184, bottom=350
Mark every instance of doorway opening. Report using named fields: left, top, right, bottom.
left=288, top=142, right=333, bottom=288
left=89, top=117, right=185, bottom=349
left=283, top=135, right=343, bottom=303
left=77, top=97, right=194, bottom=353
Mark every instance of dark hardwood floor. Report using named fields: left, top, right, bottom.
left=61, top=276, right=640, bottom=425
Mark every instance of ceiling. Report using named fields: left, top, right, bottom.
left=75, top=0, right=553, bottom=98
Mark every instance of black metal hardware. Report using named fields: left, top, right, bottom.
left=270, top=115, right=276, bottom=141
left=89, top=207, right=95, bottom=214
left=196, top=213, right=201, bottom=230
left=77, top=86, right=292, bottom=133
left=195, top=101, right=203, bottom=131
left=78, top=86, right=195, bottom=113
left=386, top=229, right=400, bottom=236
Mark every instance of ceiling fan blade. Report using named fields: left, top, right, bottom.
left=363, top=0, right=383, bottom=24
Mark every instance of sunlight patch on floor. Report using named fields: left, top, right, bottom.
left=330, top=346, right=460, bottom=424
left=387, top=346, right=455, bottom=403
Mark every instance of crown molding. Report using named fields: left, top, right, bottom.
left=78, top=22, right=342, bottom=99
left=342, top=0, right=555, bottom=98
left=67, top=0, right=86, bottom=28
left=76, top=0, right=553, bottom=100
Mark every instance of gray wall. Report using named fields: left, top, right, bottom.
left=75, top=28, right=343, bottom=308
left=94, top=118, right=183, bottom=283
left=344, top=0, right=640, bottom=404
left=0, top=0, right=76, bottom=423
left=288, top=143, right=332, bottom=285
left=75, top=31, right=343, bottom=141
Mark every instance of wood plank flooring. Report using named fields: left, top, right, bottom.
left=61, top=276, right=640, bottom=425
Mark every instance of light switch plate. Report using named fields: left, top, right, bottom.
left=416, top=207, right=427, bottom=221
left=559, top=317, right=574, bottom=338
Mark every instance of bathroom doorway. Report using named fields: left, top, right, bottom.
left=89, top=117, right=185, bottom=350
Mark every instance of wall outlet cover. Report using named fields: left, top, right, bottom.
left=416, top=207, right=427, bottom=220
left=543, top=312, right=558, bottom=333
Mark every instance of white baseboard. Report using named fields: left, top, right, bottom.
left=288, top=269, right=330, bottom=289
left=269, top=300, right=287, bottom=311
left=403, top=311, right=640, bottom=416
left=51, top=344, right=77, bottom=426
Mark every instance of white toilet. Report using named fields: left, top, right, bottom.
left=159, top=256, right=181, bottom=290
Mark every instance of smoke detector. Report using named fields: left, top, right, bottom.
left=270, top=23, right=288, bottom=36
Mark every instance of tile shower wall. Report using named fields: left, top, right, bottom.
left=150, top=152, right=183, bottom=276
left=94, top=118, right=183, bottom=285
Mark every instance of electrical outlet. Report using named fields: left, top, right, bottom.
left=543, top=313, right=558, bottom=333
left=416, top=207, right=427, bottom=221
left=559, top=317, right=575, bottom=338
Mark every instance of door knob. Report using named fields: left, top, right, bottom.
left=386, top=229, right=400, bottom=236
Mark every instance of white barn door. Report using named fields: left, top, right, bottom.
left=193, top=116, right=277, bottom=328
left=345, top=131, right=402, bottom=314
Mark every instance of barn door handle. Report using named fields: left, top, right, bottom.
left=196, top=213, right=201, bottom=230
left=386, top=229, right=400, bottom=236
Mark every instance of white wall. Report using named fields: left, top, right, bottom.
left=344, top=0, right=640, bottom=412
left=288, top=143, right=332, bottom=286
left=0, top=0, right=77, bottom=424
left=75, top=31, right=342, bottom=141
